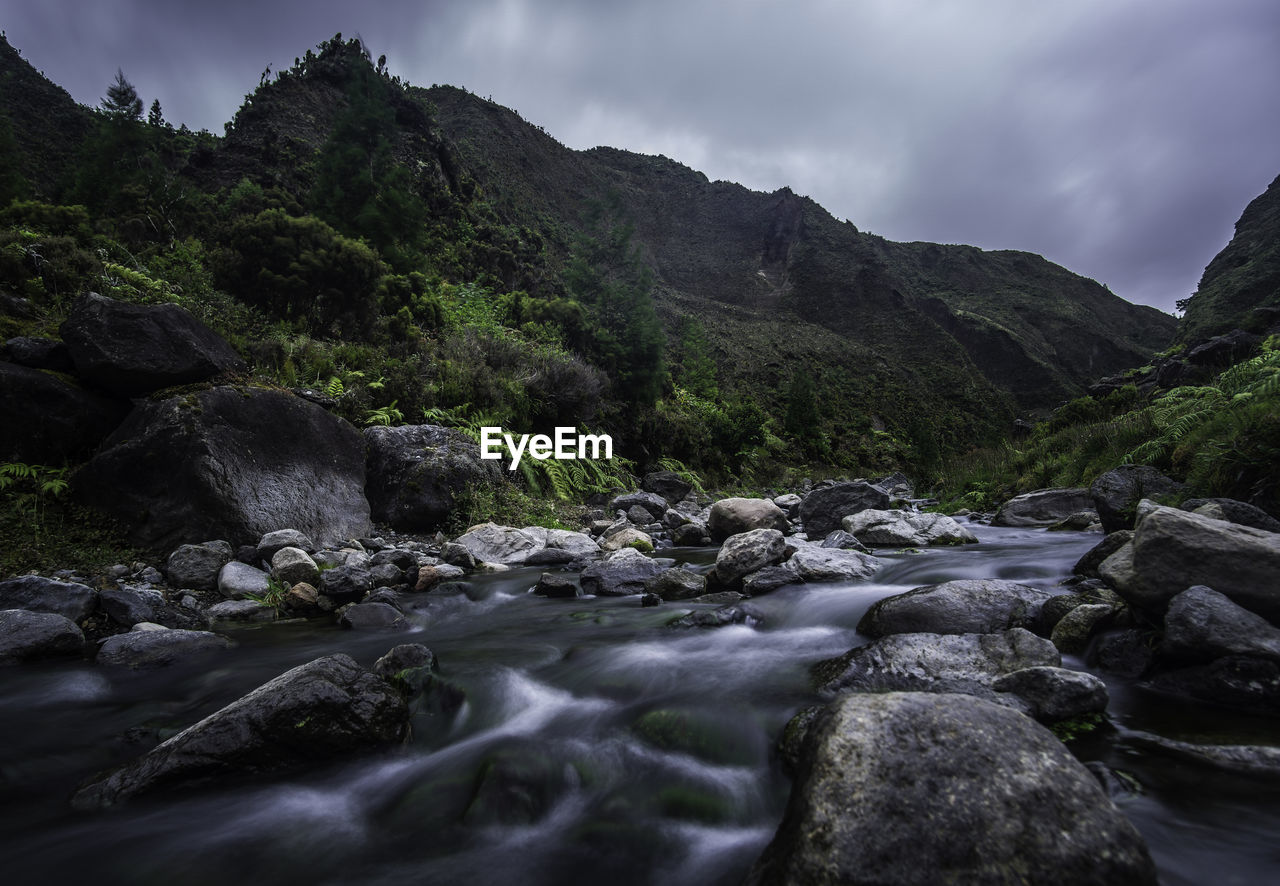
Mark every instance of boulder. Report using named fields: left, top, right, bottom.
left=1181, top=497, right=1280, bottom=533
left=608, top=491, right=669, bottom=522
left=319, top=565, right=374, bottom=604
left=270, top=547, right=320, bottom=587
left=338, top=602, right=408, bottom=630
left=165, top=541, right=233, bottom=591
left=641, top=471, right=693, bottom=506
left=579, top=548, right=665, bottom=596
left=364, top=424, right=505, bottom=531
left=522, top=527, right=601, bottom=561
left=0, top=360, right=128, bottom=463
left=1162, top=585, right=1280, bottom=664
left=455, top=523, right=541, bottom=566
left=0, top=609, right=85, bottom=664
left=742, top=566, right=800, bottom=596
left=1073, top=530, right=1133, bottom=579
left=96, top=628, right=232, bottom=669
left=1090, top=465, right=1186, bottom=533
left=784, top=545, right=880, bottom=583
left=746, top=692, right=1155, bottom=885
left=713, top=529, right=787, bottom=587
left=255, top=529, right=315, bottom=564
left=1186, top=328, right=1259, bottom=367
left=1050, top=603, right=1117, bottom=654
left=671, top=522, right=709, bottom=546
left=73, top=387, right=371, bottom=551
left=98, top=586, right=159, bottom=626
left=217, top=561, right=270, bottom=600
left=533, top=573, right=581, bottom=598
left=772, top=493, right=802, bottom=513
left=644, top=568, right=706, bottom=601
left=284, top=582, right=320, bottom=612
left=0, top=575, right=97, bottom=622
left=796, top=482, right=890, bottom=537
left=818, top=529, right=869, bottom=552
left=59, top=292, right=245, bottom=397
left=993, top=487, right=1094, bottom=527
left=70, top=654, right=409, bottom=809
left=707, top=497, right=789, bottom=541
left=991, top=666, right=1110, bottom=722
left=2, top=335, right=73, bottom=371
left=858, top=580, right=1054, bottom=637
left=598, top=526, right=654, bottom=553
left=1109, top=506, right=1280, bottom=620
left=814, top=628, right=1060, bottom=699
left=841, top=509, right=978, bottom=546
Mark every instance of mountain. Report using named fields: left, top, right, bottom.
left=0, top=33, right=1176, bottom=472
left=1177, top=173, right=1280, bottom=344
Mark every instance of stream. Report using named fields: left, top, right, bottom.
left=1, top=523, right=1277, bottom=885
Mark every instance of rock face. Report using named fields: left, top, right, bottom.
left=1091, top=465, right=1185, bottom=533
left=0, top=609, right=85, bottom=664
left=841, top=509, right=978, bottom=546
left=746, top=692, right=1156, bottom=886
left=364, top=425, right=504, bottom=531
left=1104, top=505, right=1280, bottom=620
left=858, top=580, right=1054, bottom=637
left=0, top=575, right=97, bottom=622
left=797, top=482, right=890, bottom=537
left=993, top=487, right=1094, bottom=527
left=706, top=497, right=788, bottom=541
left=73, top=386, right=371, bottom=550
left=0, top=360, right=129, bottom=462
left=59, top=293, right=246, bottom=397
left=71, top=654, right=409, bottom=809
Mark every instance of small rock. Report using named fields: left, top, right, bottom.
left=271, top=546, right=321, bottom=587
left=534, top=573, right=581, bottom=598
left=645, top=568, right=706, bottom=601
left=165, top=541, right=233, bottom=591
left=338, top=602, right=408, bottom=630
left=992, top=666, right=1110, bottom=722
left=217, top=560, right=271, bottom=600
left=256, top=529, right=315, bottom=564
left=206, top=600, right=277, bottom=623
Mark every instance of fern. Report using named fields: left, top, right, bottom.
left=324, top=376, right=345, bottom=399
left=657, top=457, right=706, bottom=494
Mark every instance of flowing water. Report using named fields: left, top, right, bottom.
left=1, top=524, right=1277, bottom=885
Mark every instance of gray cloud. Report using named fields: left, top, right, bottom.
left=6, top=0, right=1279, bottom=313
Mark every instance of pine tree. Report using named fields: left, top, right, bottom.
left=103, top=69, right=143, bottom=120
left=677, top=317, right=718, bottom=399
left=147, top=99, right=165, bottom=127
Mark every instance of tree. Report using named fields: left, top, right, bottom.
left=102, top=69, right=143, bottom=120
left=676, top=317, right=717, bottom=399
left=784, top=367, right=820, bottom=440
left=147, top=99, right=165, bottom=128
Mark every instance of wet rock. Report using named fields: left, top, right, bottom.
left=0, top=610, right=85, bottom=664
left=1088, top=629, right=1157, bottom=678
left=713, top=528, right=786, bottom=587
left=217, top=560, right=270, bottom=600
left=270, top=546, right=320, bottom=587
left=255, top=529, right=315, bottom=564
left=858, top=580, right=1053, bottom=637
left=1050, top=603, right=1117, bottom=654
left=0, top=575, right=97, bottom=622
left=1129, top=732, right=1280, bottom=779
left=992, top=666, right=1110, bottom=722
left=746, top=692, right=1156, bottom=886
left=841, top=509, right=978, bottom=546
left=741, top=566, right=800, bottom=596
left=338, top=602, right=408, bottom=630
left=580, top=548, right=665, bottom=596
left=534, top=573, right=582, bottom=598
left=165, top=541, right=233, bottom=591
left=707, top=497, right=789, bottom=541
left=364, top=424, right=505, bottom=531
left=1047, top=510, right=1102, bottom=531
left=669, top=603, right=766, bottom=629
left=1073, top=530, right=1133, bottom=579
left=96, top=628, right=233, bottom=669
left=991, top=487, right=1092, bottom=527
left=797, top=482, right=890, bottom=537
left=73, top=387, right=371, bottom=551
left=1091, top=465, right=1185, bottom=533
left=785, top=545, right=880, bottom=583
left=814, top=628, right=1060, bottom=698
left=645, top=568, right=706, bottom=601
left=206, top=600, right=277, bottom=623
left=440, top=542, right=476, bottom=569
left=70, top=654, right=409, bottom=809
left=1163, top=585, right=1280, bottom=664
left=59, top=292, right=245, bottom=396
left=632, top=706, right=764, bottom=766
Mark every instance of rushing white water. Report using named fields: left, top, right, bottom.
left=1, top=524, right=1276, bottom=885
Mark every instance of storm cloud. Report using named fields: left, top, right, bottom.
left=7, top=0, right=1278, bottom=313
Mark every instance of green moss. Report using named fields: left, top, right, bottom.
left=1050, top=712, right=1107, bottom=742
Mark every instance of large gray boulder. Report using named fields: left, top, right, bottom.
left=713, top=528, right=786, bottom=587
left=993, top=487, right=1094, bottom=527
left=0, top=360, right=128, bottom=463
left=841, top=509, right=978, bottom=546
left=1181, top=497, right=1280, bottom=533
left=522, top=527, right=602, bottom=563
left=364, top=424, right=505, bottom=531
left=784, top=544, right=881, bottom=583
left=454, top=523, right=542, bottom=566
left=73, top=386, right=371, bottom=551
left=858, top=579, right=1054, bottom=637
left=1104, top=505, right=1280, bottom=620
left=579, top=547, right=665, bottom=596
left=1162, top=585, right=1280, bottom=664
left=96, top=628, right=233, bottom=669
left=60, top=292, right=245, bottom=397
left=0, top=609, right=85, bottom=664
left=814, top=628, right=1060, bottom=699
left=0, top=575, right=97, bottom=622
left=1091, top=465, right=1186, bottom=533
left=797, top=482, right=890, bottom=537
left=746, top=692, right=1156, bottom=885
left=71, top=654, right=409, bottom=809
left=707, top=497, right=788, bottom=541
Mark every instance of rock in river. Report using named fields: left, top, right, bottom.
left=858, top=579, right=1053, bottom=637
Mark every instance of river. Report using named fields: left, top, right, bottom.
left=1, top=523, right=1276, bottom=885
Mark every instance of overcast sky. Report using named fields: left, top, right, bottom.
left=6, top=0, right=1279, bottom=314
